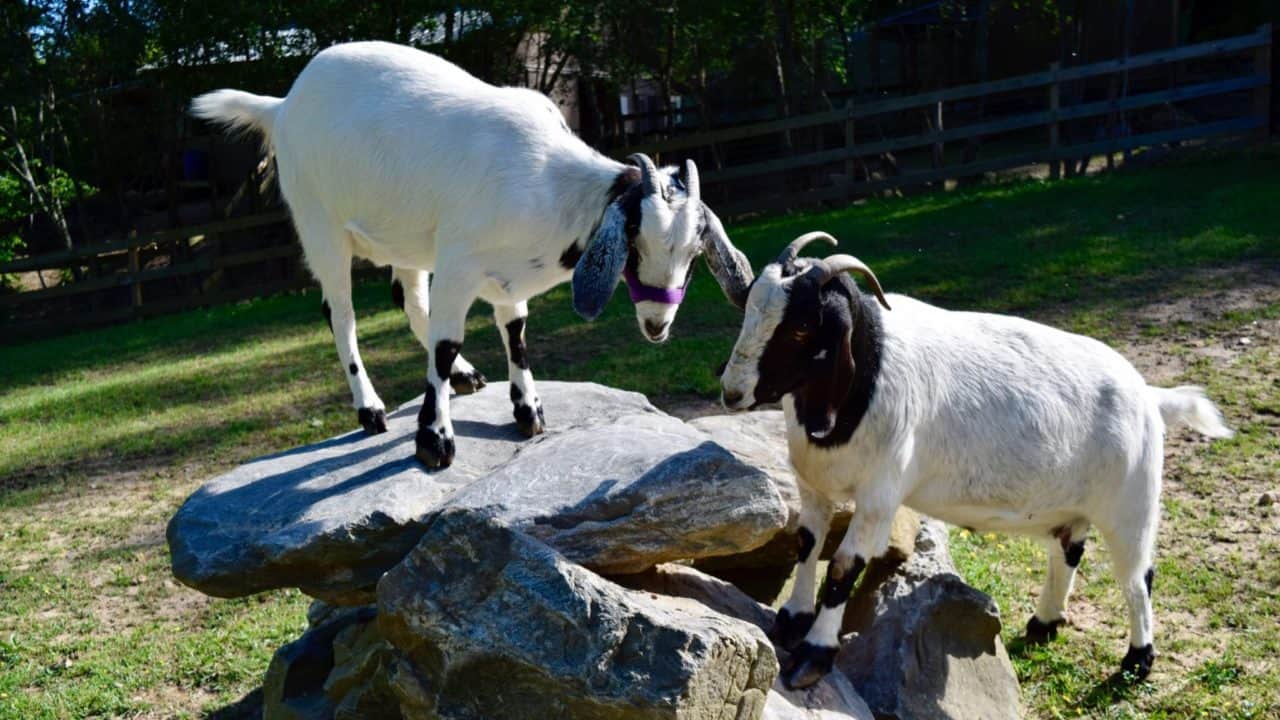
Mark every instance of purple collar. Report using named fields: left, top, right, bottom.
left=623, top=265, right=686, bottom=305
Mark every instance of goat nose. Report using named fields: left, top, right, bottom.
left=644, top=318, right=669, bottom=337
left=722, top=389, right=744, bottom=407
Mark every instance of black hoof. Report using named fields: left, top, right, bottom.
left=449, top=370, right=487, bottom=395
left=768, top=608, right=816, bottom=652
left=357, top=407, right=388, bottom=434
left=1120, top=643, right=1154, bottom=681
left=1025, top=615, right=1065, bottom=645
left=414, top=427, right=455, bottom=469
left=514, top=404, right=546, bottom=438
left=781, top=642, right=838, bottom=690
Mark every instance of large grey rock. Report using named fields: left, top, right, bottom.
left=689, top=413, right=854, bottom=573
left=444, top=412, right=788, bottom=575
left=612, top=563, right=776, bottom=634
left=262, top=605, right=379, bottom=720
left=377, top=507, right=779, bottom=720
left=837, top=520, right=1022, bottom=720
left=167, top=382, right=660, bottom=604
left=763, top=673, right=874, bottom=720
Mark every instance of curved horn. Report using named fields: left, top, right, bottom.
left=682, top=159, right=700, bottom=200
left=627, top=153, right=661, bottom=197
left=816, top=254, right=892, bottom=310
left=776, top=231, right=838, bottom=266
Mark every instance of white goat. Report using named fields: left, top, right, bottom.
left=192, top=41, right=752, bottom=468
left=718, top=232, right=1233, bottom=690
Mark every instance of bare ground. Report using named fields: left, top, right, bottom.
left=3, top=264, right=1276, bottom=718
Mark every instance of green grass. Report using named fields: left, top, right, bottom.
left=2, top=146, right=1279, bottom=718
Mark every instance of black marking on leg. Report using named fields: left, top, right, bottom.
left=1064, top=540, right=1086, bottom=568
left=357, top=407, right=387, bottom=434
left=414, top=425, right=455, bottom=469
left=348, top=362, right=358, bottom=375
left=391, top=279, right=405, bottom=310
left=1144, top=567, right=1154, bottom=598
left=514, top=401, right=545, bottom=438
left=449, top=369, right=487, bottom=395
left=782, top=642, right=839, bottom=690
left=510, top=384, right=523, bottom=404
left=559, top=242, right=584, bottom=270
left=820, top=555, right=866, bottom=609
left=504, top=317, right=529, bottom=369
left=417, top=383, right=437, bottom=427
left=768, top=607, right=815, bottom=652
left=321, top=301, right=333, bottom=333
left=1025, top=615, right=1065, bottom=645
left=797, top=527, right=816, bottom=564
left=1121, top=643, right=1155, bottom=681
left=434, top=341, right=461, bottom=383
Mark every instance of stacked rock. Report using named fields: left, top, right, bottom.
left=167, top=383, right=1020, bottom=719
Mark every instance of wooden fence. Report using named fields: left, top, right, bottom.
left=616, top=24, right=1272, bottom=219
left=0, top=24, right=1271, bottom=341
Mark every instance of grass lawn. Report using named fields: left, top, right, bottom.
left=2, top=146, right=1278, bottom=718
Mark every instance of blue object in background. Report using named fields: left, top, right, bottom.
left=183, top=149, right=209, bottom=181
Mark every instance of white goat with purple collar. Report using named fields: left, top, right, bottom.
left=191, top=41, right=751, bottom=469
left=718, top=232, right=1233, bottom=690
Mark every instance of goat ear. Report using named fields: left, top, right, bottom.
left=700, top=204, right=753, bottom=310
left=797, top=329, right=854, bottom=441
left=572, top=203, right=628, bottom=320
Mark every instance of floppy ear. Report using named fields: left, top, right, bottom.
left=572, top=202, right=628, bottom=320
left=701, top=204, right=753, bottom=310
left=796, top=327, right=854, bottom=441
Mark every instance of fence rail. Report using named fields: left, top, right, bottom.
left=618, top=23, right=1272, bottom=220
left=1, top=24, right=1272, bottom=340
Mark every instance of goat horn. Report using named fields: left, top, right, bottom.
left=683, top=159, right=700, bottom=199
left=817, top=254, right=892, bottom=310
left=627, top=153, right=661, bottom=197
left=776, top=231, right=838, bottom=266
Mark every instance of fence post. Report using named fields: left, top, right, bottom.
left=844, top=101, right=857, bottom=198
left=127, top=242, right=142, bottom=315
left=1049, top=62, right=1061, bottom=181
left=1254, top=23, right=1273, bottom=139
left=931, top=101, right=944, bottom=170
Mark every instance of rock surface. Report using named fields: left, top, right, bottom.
left=262, top=605, right=378, bottom=720
left=169, top=383, right=790, bottom=604
left=377, top=507, right=779, bottom=719
left=763, top=673, right=874, bottom=720
left=445, top=412, right=787, bottom=575
left=689, top=412, right=854, bottom=573
left=612, top=563, right=776, bottom=634
left=837, top=520, right=1023, bottom=720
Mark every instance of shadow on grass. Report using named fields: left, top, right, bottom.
left=1006, top=632, right=1151, bottom=714
left=2, top=148, right=1278, bottom=493
left=205, top=688, right=262, bottom=719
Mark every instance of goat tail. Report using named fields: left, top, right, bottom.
left=190, top=89, right=283, bottom=140
left=1150, top=385, right=1234, bottom=439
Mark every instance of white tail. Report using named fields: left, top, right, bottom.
left=1150, top=385, right=1234, bottom=439
left=190, top=89, right=283, bottom=139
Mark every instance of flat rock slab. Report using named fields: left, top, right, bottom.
left=167, top=382, right=659, bottom=603
left=378, top=507, right=779, bottom=720
left=445, top=412, right=788, bottom=575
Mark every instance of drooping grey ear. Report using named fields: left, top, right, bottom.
left=700, top=204, right=754, bottom=310
left=572, top=203, right=628, bottom=320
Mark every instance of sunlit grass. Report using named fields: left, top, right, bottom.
left=2, top=145, right=1279, bottom=717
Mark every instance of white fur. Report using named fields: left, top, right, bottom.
left=724, top=269, right=1233, bottom=681
left=192, top=42, right=706, bottom=448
